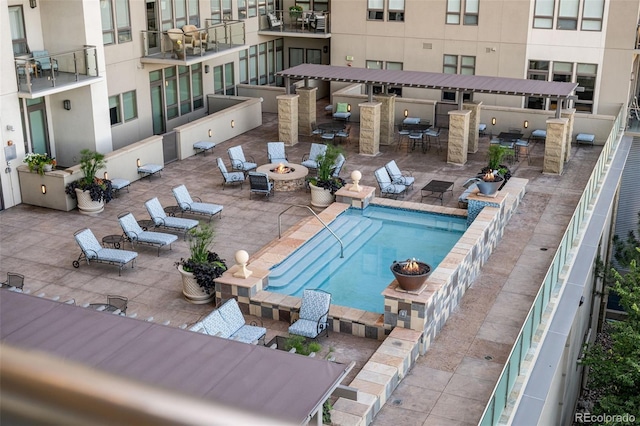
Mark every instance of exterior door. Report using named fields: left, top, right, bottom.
left=146, top=0, right=160, bottom=54
left=26, top=98, right=51, bottom=155
left=150, top=82, right=166, bottom=134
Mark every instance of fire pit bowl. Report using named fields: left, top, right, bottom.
left=476, top=172, right=504, bottom=196
left=390, top=259, right=432, bottom=291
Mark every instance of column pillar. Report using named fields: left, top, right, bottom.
left=277, top=94, right=299, bottom=146
left=374, top=94, right=396, bottom=146
left=560, top=108, right=576, bottom=162
left=463, top=101, right=482, bottom=153
left=296, top=86, right=317, bottom=138
left=447, top=110, right=471, bottom=165
left=358, top=102, right=381, bottom=156
left=543, top=118, right=568, bottom=175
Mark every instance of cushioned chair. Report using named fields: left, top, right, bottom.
left=118, top=212, right=178, bottom=256
left=1, top=272, right=24, bottom=290
left=267, top=12, right=283, bottom=29
left=311, top=13, right=326, bottom=32
left=335, top=125, right=351, bottom=145
left=217, top=157, right=245, bottom=189
left=301, top=143, right=327, bottom=170
left=32, top=50, right=58, bottom=77
left=72, top=228, right=138, bottom=276
left=267, top=142, right=288, bottom=164
left=333, top=102, right=351, bottom=121
left=166, top=29, right=185, bottom=58
left=190, top=298, right=266, bottom=344
left=182, top=24, right=208, bottom=53
left=248, top=172, right=274, bottom=199
left=227, top=145, right=257, bottom=174
left=144, top=197, right=199, bottom=238
left=385, top=160, right=414, bottom=191
left=107, top=295, right=128, bottom=314
left=289, top=289, right=331, bottom=339
left=172, top=184, right=223, bottom=221
left=374, top=167, right=406, bottom=199
left=332, top=153, right=346, bottom=177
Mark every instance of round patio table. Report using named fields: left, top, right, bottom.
left=318, top=122, right=346, bottom=133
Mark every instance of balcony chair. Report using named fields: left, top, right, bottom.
left=301, top=143, right=327, bottom=171
left=217, top=157, right=245, bottom=189
left=72, top=228, right=138, bottom=276
left=118, top=212, right=178, bottom=256
left=267, top=12, right=283, bottom=30
left=172, top=184, right=223, bottom=221
left=248, top=172, right=274, bottom=200
left=1, top=272, right=25, bottom=290
left=144, top=197, right=199, bottom=238
left=32, top=50, right=58, bottom=77
left=384, top=160, right=414, bottom=191
left=267, top=142, right=288, bottom=164
left=289, top=289, right=331, bottom=339
left=182, top=24, right=208, bottom=53
left=227, top=145, right=257, bottom=174
left=374, top=167, right=406, bottom=199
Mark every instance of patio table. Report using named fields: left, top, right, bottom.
left=421, top=180, right=454, bottom=205
left=318, top=122, right=346, bottom=133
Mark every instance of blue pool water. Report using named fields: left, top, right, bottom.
left=267, top=205, right=467, bottom=313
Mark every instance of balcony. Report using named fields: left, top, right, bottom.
left=140, top=20, right=246, bottom=65
left=14, top=46, right=102, bottom=98
left=258, top=10, right=331, bottom=38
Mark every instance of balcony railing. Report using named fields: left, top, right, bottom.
left=141, top=20, right=246, bottom=62
left=14, top=46, right=99, bottom=95
left=258, top=10, right=331, bottom=35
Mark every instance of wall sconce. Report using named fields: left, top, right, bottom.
left=491, top=117, right=497, bottom=125
left=63, top=100, right=71, bottom=110
left=231, top=120, right=235, bottom=128
left=6, top=125, right=14, bottom=132
left=136, top=158, right=141, bottom=167
left=398, top=309, right=408, bottom=319
left=30, top=0, right=37, bottom=8
left=208, top=129, right=212, bottom=137
left=404, top=109, right=409, bottom=118
left=41, top=184, right=46, bottom=194
left=205, top=65, right=210, bottom=73
left=103, top=172, right=109, bottom=180
left=347, top=104, right=351, bottom=112
left=323, top=46, right=328, bottom=54
left=523, top=120, right=529, bottom=128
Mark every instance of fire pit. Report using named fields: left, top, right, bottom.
left=390, top=258, right=432, bottom=292
left=256, top=163, right=309, bottom=192
left=271, top=163, right=295, bottom=174
left=476, top=171, right=504, bottom=196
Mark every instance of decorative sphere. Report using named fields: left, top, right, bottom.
left=351, top=170, right=362, bottom=181
left=235, top=250, right=249, bottom=265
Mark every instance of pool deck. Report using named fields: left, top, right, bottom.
left=0, top=103, right=604, bottom=425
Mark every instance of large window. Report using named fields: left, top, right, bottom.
left=240, top=41, right=284, bottom=86
left=161, top=0, right=199, bottom=30
left=442, top=55, right=474, bottom=101
left=8, top=6, right=28, bottom=55
left=447, top=0, right=479, bottom=25
left=149, top=64, right=203, bottom=124
left=368, top=0, right=384, bottom=20
left=557, top=0, right=579, bottom=30
left=297, top=1, right=328, bottom=12
left=527, top=60, right=596, bottom=113
left=368, top=0, right=403, bottom=21
left=533, top=0, right=603, bottom=31
left=533, top=0, right=554, bottom=28
left=527, top=60, right=550, bottom=109
left=213, top=62, right=236, bottom=95
left=366, top=60, right=404, bottom=96
left=210, top=0, right=232, bottom=21
left=109, top=90, right=138, bottom=125
left=581, top=0, right=604, bottom=31
left=575, top=63, right=597, bottom=112
left=100, top=0, right=132, bottom=45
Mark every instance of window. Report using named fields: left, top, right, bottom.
left=442, top=55, right=474, bottom=101
left=249, top=45, right=258, bottom=84
left=179, top=66, right=192, bottom=114
left=100, top=0, right=132, bottom=45
left=290, top=47, right=304, bottom=68
left=527, top=60, right=550, bottom=109
left=581, top=0, right=604, bottom=31
left=366, top=61, right=403, bottom=96
left=533, top=0, right=554, bottom=28
left=446, top=0, right=461, bottom=24
left=366, top=60, right=383, bottom=70
left=575, top=63, right=596, bottom=112
left=447, top=0, right=478, bottom=25
left=161, top=0, right=199, bottom=30
left=122, top=91, right=138, bottom=121
left=368, top=0, right=384, bottom=20
left=224, top=62, right=235, bottom=94
left=464, top=0, right=478, bottom=25
left=240, top=41, right=284, bottom=86
left=259, top=43, right=267, bottom=84
left=109, top=95, right=121, bottom=125
left=214, top=62, right=236, bottom=95
left=306, top=49, right=322, bottom=64
left=238, top=0, right=247, bottom=19
left=211, top=0, right=222, bottom=23
left=553, top=61, right=573, bottom=82
left=388, top=0, right=404, bottom=21
left=239, top=50, right=248, bottom=83
left=557, top=0, right=578, bottom=30
left=9, top=6, right=28, bottom=55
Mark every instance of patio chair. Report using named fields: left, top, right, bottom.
left=385, top=160, right=414, bottom=190
left=374, top=167, right=406, bottom=199
left=172, top=184, right=223, bottom=222
left=335, top=125, right=351, bottom=145
left=32, top=50, right=58, bottom=77
left=301, top=143, right=327, bottom=170
left=267, top=142, right=288, bottom=164
left=227, top=145, right=257, bottom=174
left=118, top=212, right=178, bottom=256
left=289, top=289, right=331, bottom=339
left=217, top=157, right=245, bottom=189
left=182, top=24, right=207, bottom=53
left=332, top=153, right=346, bottom=177
left=1, top=272, right=24, bottom=290
left=144, top=197, right=199, bottom=238
left=107, top=295, right=128, bottom=314
left=267, top=12, right=283, bottom=29
left=248, top=172, right=274, bottom=199
left=72, top=228, right=138, bottom=276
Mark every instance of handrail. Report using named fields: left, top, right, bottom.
left=278, top=204, right=343, bottom=258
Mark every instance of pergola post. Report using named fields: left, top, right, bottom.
left=462, top=101, right=482, bottom=153
left=277, top=94, right=299, bottom=146
left=447, top=109, right=471, bottom=165
left=296, top=86, right=317, bottom=138
left=358, top=101, right=381, bottom=156
left=374, top=94, right=396, bottom=146
left=543, top=118, right=569, bottom=175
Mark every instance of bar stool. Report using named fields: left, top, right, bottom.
left=321, top=132, right=335, bottom=143
left=409, top=132, right=425, bottom=152
left=396, top=124, right=411, bottom=152
left=515, top=139, right=531, bottom=164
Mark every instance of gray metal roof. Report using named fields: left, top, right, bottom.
left=0, top=290, right=350, bottom=424
left=277, top=64, right=578, bottom=98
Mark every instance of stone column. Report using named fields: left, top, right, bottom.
left=543, top=118, right=568, bottom=175
left=296, top=86, right=317, bottom=138
left=374, top=94, right=396, bottom=146
left=463, top=101, right=482, bottom=153
left=560, top=108, right=575, bottom=162
left=277, top=94, right=298, bottom=146
left=358, top=102, right=381, bottom=156
left=447, top=110, right=470, bottom=165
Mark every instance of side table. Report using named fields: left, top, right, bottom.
left=137, top=219, right=155, bottom=231
left=102, top=234, right=124, bottom=249
left=164, top=205, right=182, bottom=217
left=421, top=180, right=454, bottom=205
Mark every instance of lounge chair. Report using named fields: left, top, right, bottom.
left=172, top=184, right=223, bottom=222
left=1, top=272, right=24, bottom=290
left=301, top=143, right=327, bottom=171
left=144, top=197, right=199, bottom=238
left=385, top=160, right=415, bottom=190
left=32, top=50, right=58, bottom=77
left=332, top=153, right=346, bottom=177
left=118, top=212, right=178, bottom=256
left=72, top=228, right=138, bottom=275
left=267, top=142, right=288, bottom=164
left=374, top=167, right=406, bottom=199
left=190, top=298, right=266, bottom=344
left=289, top=289, right=331, bottom=339
left=248, top=172, right=274, bottom=199
left=227, top=145, right=257, bottom=174
left=217, top=157, right=245, bottom=189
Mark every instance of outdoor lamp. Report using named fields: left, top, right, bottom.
left=208, top=129, right=212, bottom=137
left=523, top=120, right=529, bottom=128
left=30, top=0, right=37, bottom=8
left=41, top=184, right=46, bottom=194
left=63, top=100, right=71, bottom=110
left=231, top=120, right=235, bottom=128
left=404, top=109, right=409, bottom=118
left=491, top=117, right=497, bottom=125
left=347, top=104, right=351, bottom=112
left=104, top=172, right=109, bottom=180
left=136, top=158, right=141, bottom=167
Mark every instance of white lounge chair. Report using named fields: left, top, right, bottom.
left=217, top=157, right=245, bottom=189
left=227, top=145, right=257, bottom=174
left=144, top=197, right=199, bottom=238
left=267, top=142, right=288, bottom=164
left=374, top=167, right=406, bottom=199
left=73, top=228, right=137, bottom=275
left=385, top=160, right=415, bottom=190
left=289, top=289, right=331, bottom=339
left=172, top=184, right=223, bottom=222
left=118, top=212, right=178, bottom=256
left=301, top=143, right=327, bottom=170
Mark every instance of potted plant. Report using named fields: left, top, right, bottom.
left=175, top=224, right=227, bottom=304
left=480, top=144, right=511, bottom=189
left=307, top=144, right=346, bottom=209
left=289, top=4, right=303, bottom=19
left=24, top=153, right=55, bottom=175
left=64, top=149, right=113, bottom=214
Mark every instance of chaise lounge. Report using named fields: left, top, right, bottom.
left=190, top=298, right=266, bottom=344
left=73, top=228, right=138, bottom=275
left=144, top=197, right=199, bottom=238
left=172, top=184, right=223, bottom=222
left=118, top=212, right=178, bottom=256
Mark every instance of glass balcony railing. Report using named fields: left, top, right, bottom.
left=141, top=20, right=246, bottom=62
left=14, top=46, right=100, bottom=95
left=258, top=10, right=331, bottom=35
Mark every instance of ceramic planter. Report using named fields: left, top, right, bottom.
left=178, top=264, right=215, bottom=304
left=75, top=188, right=104, bottom=215
left=309, top=182, right=335, bottom=209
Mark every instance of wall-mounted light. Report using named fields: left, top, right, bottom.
left=41, top=184, right=46, bottom=194
left=491, top=117, right=497, bottom=126
left=323, top=46, right=328, bottom=54
left=523, top=120, right=529, bottom=128
left=103, top=172, right=109, bottom=180
left=208, top=129, right=212, bottom=137
left=231, top=120, right=235, bottom=128
left=205, top=65, right=210, bottom=73
left=63, top=100, right=71, bottom=110
left=347, top=104, right=351, bottom=112
left=29, top=0, right=37, bottom=8
left=404, top=109, right=409, bottom=118
left=136, top=158, right=141, bottom=167
left=6, top=125, right=14, bottom=132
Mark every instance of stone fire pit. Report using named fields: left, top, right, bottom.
left=256, top=163, right=309, bottom=192
left=390, top=259, right=432, bottom=292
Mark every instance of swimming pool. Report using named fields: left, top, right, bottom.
left=266, top=205, right=467, bottom=313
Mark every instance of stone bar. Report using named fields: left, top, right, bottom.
left=277, top=94, right=299, bottom=146
left=447, top=109, right=471, bottom=165
left=561, top=108, right=576, bottom=163
left=358, top=102, right=381, bottom=156
left=543, top=118, right=569, bottom=175
left=463, top=101, right=482, bottom=153
left=374, top=94, right=396, bottom=146
left=296, top=86, right=317, bottom=138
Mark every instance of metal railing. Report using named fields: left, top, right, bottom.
left=259, top=10, right=330, bottom=34
left=478, top=105, right=625, bottom=425
left=278, top=204, right=344, bottom=258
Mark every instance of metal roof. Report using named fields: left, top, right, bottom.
left=0, top=290, right=350, bottom=424
left=277, top=64, right=578, bottom=98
